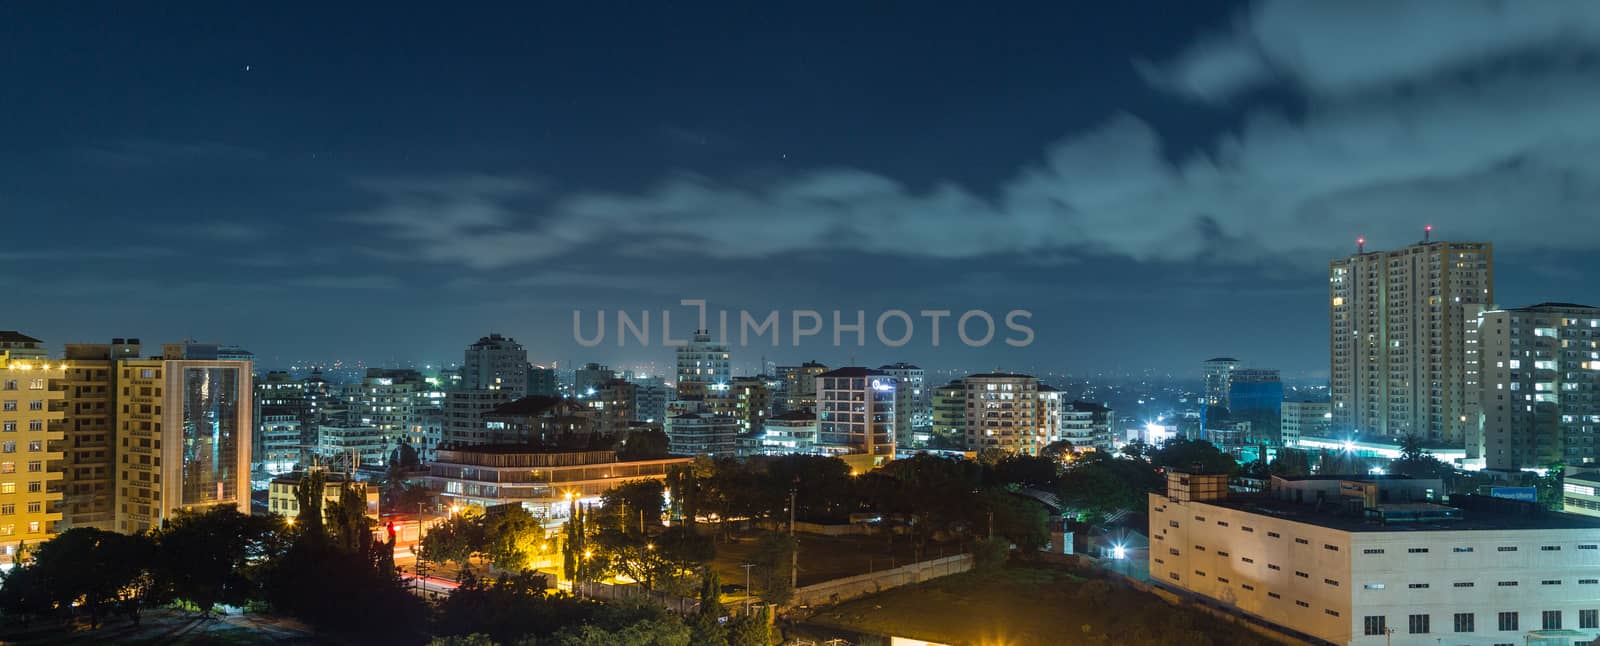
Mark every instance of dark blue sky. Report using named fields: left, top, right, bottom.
left=5, top=2, right=1600, bottom=378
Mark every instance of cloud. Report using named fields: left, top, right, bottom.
left=344, top=4, right=1600, bottom=273
left=286, top=275, right=404, bottom=290
left=193, top=221, right=265, bottom=241
left=1141, top=0, right=1600, bottom=101
left=0, top=246, right=174, bottom=262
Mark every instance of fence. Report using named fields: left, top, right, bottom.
left=789, top=554, right=973, bottom=608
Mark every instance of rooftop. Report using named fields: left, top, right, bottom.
left=965, top=372, right=1035, bottom=379
left=0, top=331, right=43, bottom=344
left=1194, top=493, right=1600, bottom=533
left=817, top=367, right=888, bottom=378
left=487, top=395, right=568, bottom=416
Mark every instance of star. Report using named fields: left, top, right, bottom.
left=243, top=65, right=252, bottom=72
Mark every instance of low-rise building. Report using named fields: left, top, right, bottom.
left=1282, top=400, right=1332, bottom=449
left=1150, top=471, right=1600, bottom=645
left=1061, top=400, right=1114, bottom=452
left=266, top=470, right=378, bottom=522
left=758, top=409, right=817, bottom=455
left=424, top=447, right=691, bottom=523
left=665, top=412, right=739, bottom=457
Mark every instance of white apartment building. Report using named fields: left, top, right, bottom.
left=424, top=447, right=690, bottom=523
left=1476, top=303, right=1600, bottom=470
left=1061, top=400, right=1114, bottom=452
left=1151, top=472, right=1600, bottom=646
left=674, top=329, right=729, bottom=400
left=1330, top=238, right=1493, bottom=443
left=758, top=409, right=817, bottom=455
left=962, top=372, right=1041, bottom=455
left=664, top=412, right=739, bottom=457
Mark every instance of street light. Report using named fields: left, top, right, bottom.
left=740, top=563, right=755, bottom=614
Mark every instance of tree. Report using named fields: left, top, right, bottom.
left=0, top=558, right=51, bottom=628
left=987, top=454, right=1060, bottom=489
left=726, top=604, right=777, bottom=646
left=549, top=616, right=694, bottom=646
left=422, top=507, right=490, bottom=571
left=0, top=528, right=154, bottom=628
left=150, top=506, right=282, bottom=616
left=982, top=489, right=1050, bottom=552
left=1391, top=435, right=1451, bottom=480
left=601, top=479, right=667, bottom=534
left=1058, top=454, right=1156, bottom=522
left=293, top=469, right=328, bottom=534
left=1041, top=440, right=1076, bottom=464
left=327, top=480, right=375, bottom=553
left=434, top=572, right=599, bottom=643
left=1537, top=462, right=1567, bottom=511
left=691, top=569, right=730, bottom=646
left=750, top=533, right=795, bottom=605
left=486, top=506, right=551, bottom=573
left=1150, top=438, right=1238, bottom=475
left=618, top=428, right=672, bottom=459
left=1269, top=449, right=1313, bottom=477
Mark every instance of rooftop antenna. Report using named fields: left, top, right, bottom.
left=1357, top=236, right=1366, bottom=254
left=1423, top=224, right=1432, bottom=243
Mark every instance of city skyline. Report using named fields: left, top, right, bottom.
left=8, top=3, right=1600, bottom=375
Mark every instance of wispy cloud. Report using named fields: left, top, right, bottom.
left=286, top=275, right=404, bottom=290
left=343, top=3, right=1600, bottom=274
left=72, top=138, right=267, bottom=167
left=0, top=246, right=174, bottom=262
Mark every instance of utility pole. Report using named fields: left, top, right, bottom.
left=789, top=487, right=798, bottom=590
left=988, top=511, right=995, bottom=540
left=741, top=563, right=755, bottom=615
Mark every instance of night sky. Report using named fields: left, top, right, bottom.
left=4, top=2, right=1599, bottom=378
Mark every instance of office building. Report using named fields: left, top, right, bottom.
left=665, top=412, right=739, bottom=457
left=114, top=344, right=253, bottom=534
left=408, top=406, right=445, bottom=462
left=963, top=372, right=1042, bottom=455
left=1151, top=470, right=1600, bottom=646
left=1203, top=357, right=1239, bottom=409
left=255, top=369, right=329, bottom=469
left=256, top=407, right=302, bottom=475
left=815, top=367, right=896, bottom=465
left=1477, top=303, right=1600, bottom=470
left=1229, top=369, right=1284, bottom=446
left=775, top=361, right=827, bottom=413
left=1330, top=237, right=1494, bottom=442
left=674, top=329, right=729, bottom=400
left=1282, top=400, right=1332, bottom=448
left=315, top=422, right=389, bottom=468
left=266, top=469, right=378, bottom=522
left=0, top=341, right=65, bottom=567
left=463, top=333, right=530, bottom=397
left=425, top=446, right=692, bottom=523
left=1062, top=401, right=1115, bottom=452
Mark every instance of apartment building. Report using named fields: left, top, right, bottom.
left=962, top=372, right=1041, bottom=455
left=1476, top=303, right=1600, bottom=470
left=0, top=339, right=65, bottom=566
left=1330, top=238, right=1493, bottom=442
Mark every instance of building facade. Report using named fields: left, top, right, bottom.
left=774, top=361, right=827, bottom=413
left=1203, top=357, right=1239, bottom=409
left=1229, top=369, right=1284, bottom=446
left=266, top=470, right=378, bottom=523
left=115, top=353, right=253, bottom=534
left=674, top=330, right=730, bottom=400
left=963, top=372, right=1042, bottom=455
left=1150, top=472, right=1600, bottom=646
left=931, top=380, right=966, bottom=447
left=425, top=447, right=691, bottom=523
left=1282, top=400, right=1332, bottom=449
left=665, top=412, right=739, bottom=457
left=1330, top=239, right=1494, bottom=442
left=463, top=333, right=530, bottom=397
left=0, top=342, right=65, bottom=566
left=759, top=409, right=817, bottom=455
left=1062, top=400, right=1115, bottom=452
left=815, top=367, right=896, bottom=460
left=1476, top=303, right=1600, bottom=470
left=880, top=363, right=928, bottom=448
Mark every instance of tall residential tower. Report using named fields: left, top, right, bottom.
left=1329, top=236, right=1493, bottom=442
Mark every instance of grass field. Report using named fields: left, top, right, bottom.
left=710, top=530, right=963, bottom=591
left=799, top=562, right=1277, bottom=646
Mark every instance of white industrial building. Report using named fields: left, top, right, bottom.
left=1151, top=472, right=1600, bottom=645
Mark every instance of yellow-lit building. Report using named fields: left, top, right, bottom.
left=267, top=469, right=379, bottom=523
left=0, top=334, right=67, bottom=568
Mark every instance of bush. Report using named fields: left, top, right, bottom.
left=972, top=538, right=1010, bottom=571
